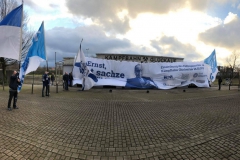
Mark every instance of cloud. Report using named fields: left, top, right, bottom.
left=44, top=25, right=132, bottom=66
left=124, top=9, right=222, bottom=49
left=66, top=0, right=129, bottom=34
left=66, top=0, right=225, bottom=18
left=23, top=0, right=62, bottom=13
left=44, top=24, right=167, bottom=66
left=65, top=0, right=233, bottom=34
left=224, top=12, right=238, bottom=24
left=66, top=0, right=187, bottom=18
left=237, top=4, right=240, bottom=10
left=49, top=3, right=59, bottom=9
left=20, top=0, right=237, bottom=67
left=150, top=36, right=202, bottom=61
left=199, top=16, right=240, bottom=49
left=188, top=0, right=209, bottom=10
left=21, top=0, right=35, bottom=8
left=20, top=0, right=233, bottom=35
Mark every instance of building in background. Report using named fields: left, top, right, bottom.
left=63, top=53, right=184, bottom=74
left=96, top=53, right=184, bottom=63
left=62, top=57, right=74, bottom=74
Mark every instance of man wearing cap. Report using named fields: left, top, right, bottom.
left=42, top=71, right=50, bottom=97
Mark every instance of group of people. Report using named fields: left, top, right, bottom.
left=42, top=71, right=75, bottom=96
left=7, top=70, right=56, bottom=110
left=42, top=71, right=73, bottom=96
left=6, top=71, right=57, bottom=110
left=42, top=71, right=57, bottom=97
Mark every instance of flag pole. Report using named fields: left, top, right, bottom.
left=42, top=21, right=50, bottom=95
left=78, top=39, right=83, bottom=61
left=79, top=39, right=85, bottom=91
left=19, top=0, right=24, bottom=69
left=32, top=71, right=34, bottom=94
left=43, top=21, right=48, bottom=72
left=55, top=52, right=59, bottom=93
left=74, top=38, right=83, bottom=69
left=80, top=38, right=83, bottom=46
left=80, top=39, right=83, bottom=91
left=79, top=38, right=83, bottom=54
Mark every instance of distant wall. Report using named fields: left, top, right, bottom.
left=63, top=66, right=73, bottom=75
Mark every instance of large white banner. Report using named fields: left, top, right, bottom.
left=73, top=57, right=211, bottom=89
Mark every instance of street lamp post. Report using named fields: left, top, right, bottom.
left=55, top=52, right=57, bottom=85
left=55, top=52, right=59, bottom=93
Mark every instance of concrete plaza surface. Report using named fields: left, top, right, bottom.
left=0, top=85, right=240, bottom=160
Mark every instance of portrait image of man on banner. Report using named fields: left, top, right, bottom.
left=125, top=64, right=158, bottom=89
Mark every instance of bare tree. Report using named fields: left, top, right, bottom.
left=0, top=0, right=17, bottom=20
left=0, top=0, right=34, bottom=82
left=226, top=50, right=240, bottom=90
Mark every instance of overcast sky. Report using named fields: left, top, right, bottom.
left=16, top=0, right=240, bottom=67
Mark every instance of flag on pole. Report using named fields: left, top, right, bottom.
left=0, top=4, right=23, bottom=60
left=18, top=22, right=46, bottom=92
left=204, top=49, right=218, bottom=82
left=73, top=43, right=98, bottom=90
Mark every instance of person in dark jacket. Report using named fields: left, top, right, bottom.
left=218, top=77, right=222, bottom=90
left=42, top=71, right=50, bottom=97
left=50, top=73, right=55, bottom=85
left=63, top=72, right=69, bottom=90
left=69, top=72, right=73, bottom=87
left=7, top=70, right=20, bottom=111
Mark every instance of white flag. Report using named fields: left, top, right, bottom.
left=0, top=5, right=23, bottom=60
left=72, top=43, right=98, bottom=90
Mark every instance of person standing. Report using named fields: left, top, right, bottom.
left=42, top=71, right=50, bottom=97
left=218, top=77, right=222, bottom=90
left=69, top=72, right=73, bottom=87
left=7, top=70, right=20, bottom=111
left=51, top=73, right=55, bottom=85
left=63, top=72, right=69, bottom=90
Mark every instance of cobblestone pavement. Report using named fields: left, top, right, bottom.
left=0, top=85, right=240, bottom=160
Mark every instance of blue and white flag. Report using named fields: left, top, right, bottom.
left=18, top=22, right=46, bottom=92
left=204, top=49, right=218, bottom=82
left=72, top=43, right=98, bottom=90
left=0, top=5, right=23, bottom=60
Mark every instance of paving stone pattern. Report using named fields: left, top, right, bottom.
left=0, top=86, right=240, bottom=159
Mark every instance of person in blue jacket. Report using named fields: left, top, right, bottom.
left=42, top=71, right=50, bottom=97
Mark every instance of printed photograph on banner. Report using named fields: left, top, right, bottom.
left=125, top=63, right=158, bottom=89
